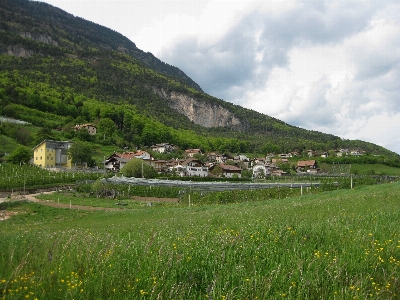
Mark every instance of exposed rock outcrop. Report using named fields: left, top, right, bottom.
left=20, top=32, right=59, bottom=46
left=4, top=33, right=59, bottom=57
left=153, top=88, right=245, bottom=130
left=7, top=45, right=35, bottom=57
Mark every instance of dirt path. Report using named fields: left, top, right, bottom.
left=0, top=192, right=120, bottom=211
left=1, top=192, right=179, bottom=212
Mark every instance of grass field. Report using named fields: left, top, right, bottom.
left=1, top=183, right=399, bottom=299
left=350, top=164, right=400, bottom=176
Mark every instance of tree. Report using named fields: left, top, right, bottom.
left=68, top=141, right=96, bottom=167
left=210, top=165, right=223, bottom=177
left=262, top=142, right=280, bottom=155
left=97, top=118, right=116, bottom=137
left=76, top=128, right=93, bottom=142
left=35, top=127, right=53, bottom=144
left=13, top=127, right=32, bottom=146
left=8, top=145, right=31, bottom=164
left=121, top=158, right=157, bottom=178
left=277, top=162, right=292, bottom=174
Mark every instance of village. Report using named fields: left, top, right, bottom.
left=102, top=143, right=363, bottom=178
left=32, top=126, right=364, bottom=179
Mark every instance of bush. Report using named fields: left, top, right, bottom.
left=120, top=159, right=157, bottom=178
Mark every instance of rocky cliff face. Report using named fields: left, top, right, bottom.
left=153, top=88, right=245, bottom=130
left=6, top=45, right=35, bottom=58
left=20, top=33, right=59, bottom=46
left=3, top=33, right=59, bottom=58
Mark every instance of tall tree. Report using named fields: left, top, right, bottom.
left=68, top=141, right=96, bottom=167
left=8, top=145, right=31, bottom=164
left=35, top=127, right=53, bottom=144
left=97, top=118, right=116, bottom=137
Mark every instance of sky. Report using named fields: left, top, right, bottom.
left=39, top=0, right=400, bottom=155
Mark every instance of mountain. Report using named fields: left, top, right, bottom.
left=0, top=0, right=202, bottom=92
left=0, top=0, right=399, bottom=160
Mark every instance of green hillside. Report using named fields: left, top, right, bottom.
left=0, top=0, right=202, bottom=91
left=0, top=0, right=399, bottom=161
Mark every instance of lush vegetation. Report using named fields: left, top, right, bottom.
left=120, top=159, right=158, bottom=179
left=1, top=0, right=399, bottom=162
left=1, top=182, right=399, bottom=299
left=349, top=164, right=400, bottom=176
left=1, top=2, right=399, bottom=298
left=319, top=155, right=400, bottom=169
left=0, top=0, right=201, bottom=91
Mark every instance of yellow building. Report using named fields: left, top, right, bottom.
left=33, top=140, right=73, bottom=169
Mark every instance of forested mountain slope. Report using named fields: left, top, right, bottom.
left=0, top=0, right=202, bottom=91
left=0, top=0, right=399, bottom=159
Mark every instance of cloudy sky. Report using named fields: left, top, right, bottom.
left=40, top=0, right=400, bottom=155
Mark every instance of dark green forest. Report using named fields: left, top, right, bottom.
left=1, top=0, right=399, bottom=166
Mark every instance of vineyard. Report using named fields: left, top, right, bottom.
left=0, top=163, right=107, bottom=192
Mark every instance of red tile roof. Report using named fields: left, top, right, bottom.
left=297, top=160, right=316, bottom=167
left=219, top=164, right=242, bottom=172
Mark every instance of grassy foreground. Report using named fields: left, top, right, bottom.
left=1, top=183, right=399, bottom=299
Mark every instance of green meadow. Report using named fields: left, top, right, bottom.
left=350, top=164, right=400, bottom=176
left=1, top=183, right=399, bottom=299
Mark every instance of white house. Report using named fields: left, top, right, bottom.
left=150, top=143, right=174, bottom=153
left=130, top=150, right=151, bottom=160
left=104, top=150, right=152, bottom=172
left=170, top=158, right=208, bottom=177
left=182, top=158, right=208, bottom=177
left=184, top=149, right=202, bottom=157
left=252, top=165, right=270, bottom=178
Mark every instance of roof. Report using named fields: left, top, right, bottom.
left=181, top=158, right=202, bottom=166
left=185, top=149, right=201, bottom=153
left=272, top=158, right=289, bottom=163
left=113, top=152, right=135, bottom=159
left=219, top=164, right=242, bottom=172
left=297, top=160, right=316, bottom=167
left=73, top=124, right=97, bottom=129
left=109, top=157, right=131, bottom=163
left=151, top=143, right=172, bottom=147
left=32, top=139, right=73, bottom=150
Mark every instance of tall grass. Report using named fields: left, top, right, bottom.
left=1, top=183, right=399, bottom=299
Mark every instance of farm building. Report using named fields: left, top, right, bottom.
left=33, top=140, right=73, bottom=169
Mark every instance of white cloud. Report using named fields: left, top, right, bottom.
left=159, top=1, right=400, bottom=154
left=132, top=1, right=252, bottom=57
left=342, top=112, right=400, bottom=154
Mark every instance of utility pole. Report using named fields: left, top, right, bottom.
left=351, top=174, right=353, bottom=189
